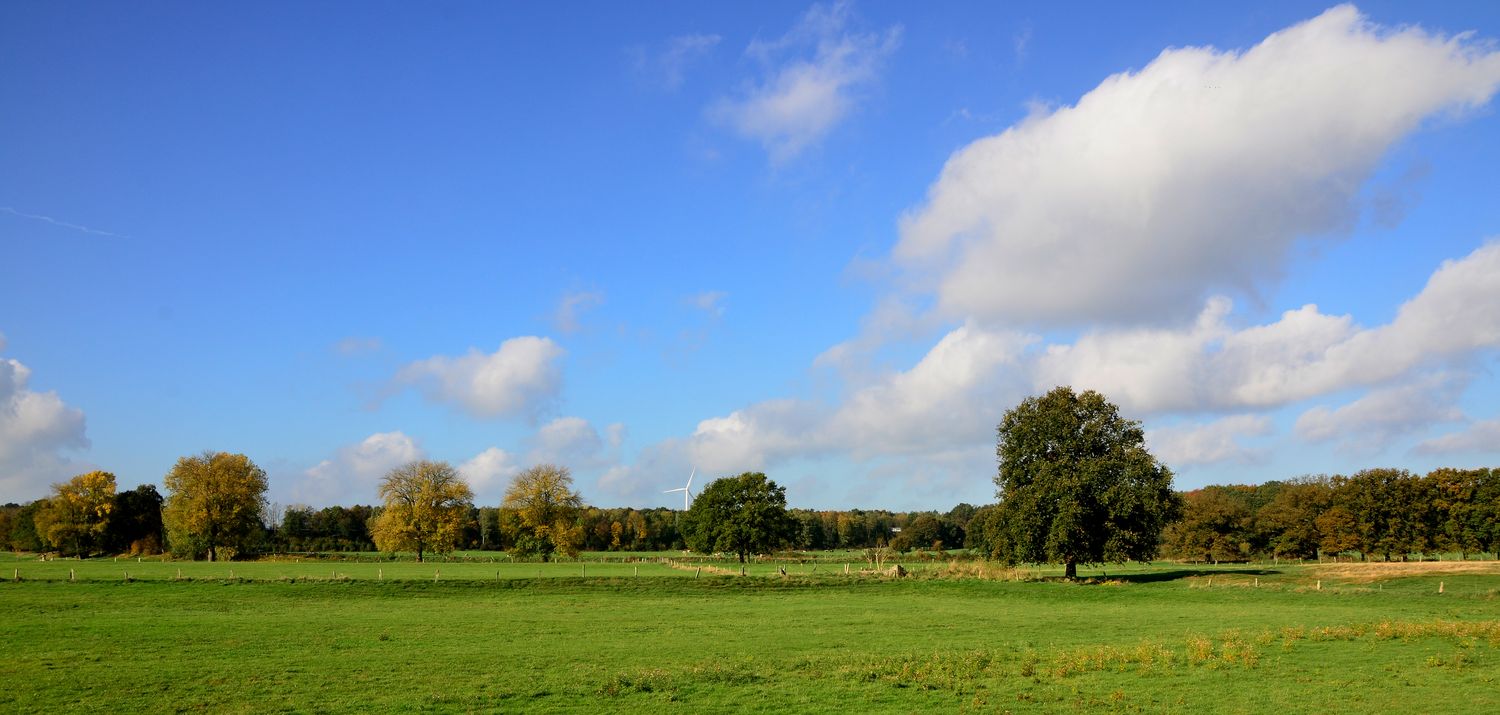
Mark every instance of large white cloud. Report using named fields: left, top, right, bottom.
left=710, top=1, right=901, bottom=163
left=0, top=343, right=90, bottom=499
left=619, top=237, right=1500, bottom=492
left=1043, top=241, right=1500, bottom=413
left=394, top=336, right=565, bottom=420
left=895, top=4, right=1500, bottom=326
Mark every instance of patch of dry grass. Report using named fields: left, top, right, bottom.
left=1310, top=560, right=1500, bottom=584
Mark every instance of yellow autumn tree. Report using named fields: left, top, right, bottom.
left=162, top=451, right=269, bottom=561
left=369, top=460, right=473, bottom=562
left=502, top=464, right=584, bottom=560
left=34, top=471, right=117, bottom=557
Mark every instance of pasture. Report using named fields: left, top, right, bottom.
left=1, top=555, right=1497, bottom=713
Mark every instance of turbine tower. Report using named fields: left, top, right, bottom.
left=664, top=468, right=695, bottom=512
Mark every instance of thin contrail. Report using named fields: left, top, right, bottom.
left=1, top=206, right=126, bottom=238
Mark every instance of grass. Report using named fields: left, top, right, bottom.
left=1, top=557, right=1497, bottom=712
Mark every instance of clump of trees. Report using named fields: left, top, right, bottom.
left=1163, top=468, right=1500, bottom=562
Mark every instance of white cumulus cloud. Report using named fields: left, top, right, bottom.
left=394, top=336, right=565, bottom=420
left=1148, top=415, right=1273, bottom=467
left=894, top=4, right=1500, bottom=326
left=298, top=431, right=425, bottom=506
left=0, top=344, right=90, bottom=499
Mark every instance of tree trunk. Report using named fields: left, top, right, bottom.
left=1064, top=560, right=1077, bottom=579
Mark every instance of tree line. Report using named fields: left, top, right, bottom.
left=0, top=453, right=976, bottom=560
left=1161, top=468, right=1500, bottom=562
left=3, top=385, right=1495, bottom=568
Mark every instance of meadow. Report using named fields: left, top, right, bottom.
left=1, top=554, right=1497, bottom=713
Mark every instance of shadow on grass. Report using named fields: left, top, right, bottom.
left=1098, top=568, right=1284, bottom=584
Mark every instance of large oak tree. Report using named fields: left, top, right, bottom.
left=987, top=387, right=1180, bottom=578
left=682, top=472, right=796, bottom=563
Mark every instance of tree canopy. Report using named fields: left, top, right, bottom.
left=986, top=387, right=1180, bottom=578
left=501, top=464, right=584, bottom=560
left=163, top=452, right=268, bottom=561
left=369, top=460, right=473, bottom=562
left=33, top=471, right=116, bottom=557
left=682, top=472, right=797, bottom=563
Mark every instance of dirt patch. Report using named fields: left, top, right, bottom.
left=1310, top=560, right=1500, bottom=584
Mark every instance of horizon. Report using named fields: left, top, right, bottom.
left=4, top=1, right=1500, bottom=511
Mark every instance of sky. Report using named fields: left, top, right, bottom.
left=4, top=1, right=1500, bottom=511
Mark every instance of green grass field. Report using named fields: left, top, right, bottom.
left=2, top=555, right=1497, bottom=713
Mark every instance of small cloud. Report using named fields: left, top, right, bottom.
left=1012, top=24, right=1032, bottom=63
left=391, top=336, right=566, bottom=421
left=458, top=447, right=521, bottom=502
left=1413, top=418, right=1500, bottom=455
left=527, top=416, right=604, bottom=465
left=333, top=336, right=383, bottom=356
left=554, top=291, right=605, bottom=334
left=709, top=1, right=902, bottom=163
left=687, top=290, right=728, bottom=318
left=1147, top=415, right=1272, bottom=467
left=297, top=431, right=425, bottom=506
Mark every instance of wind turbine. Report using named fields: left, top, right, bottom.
left=664, top=468, right=695, bottom=512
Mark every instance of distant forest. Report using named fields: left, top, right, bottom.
left=3, top=466, right=1495, bottom=561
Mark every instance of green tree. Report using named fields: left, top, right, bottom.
left=989, top=387, right=1180, bottom=578
left=9, top=500, right=47, bottom=552
left=1256, top=477, right=1331, bottom=560
left=163, top=451, right=269, bottom=561
left=34, top=471, right=117, bottom=557
left=502, top=464, right=584, bottom=561
left=1161, top=487, right=1253, bottom=563
left=681, top=472, right=797, bottom=563
left=105, top=484, right=165, bottom=555
left=369, top=461, right=473, bottom=562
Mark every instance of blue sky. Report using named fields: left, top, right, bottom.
left=4, top=1, right=1500, bottom=511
